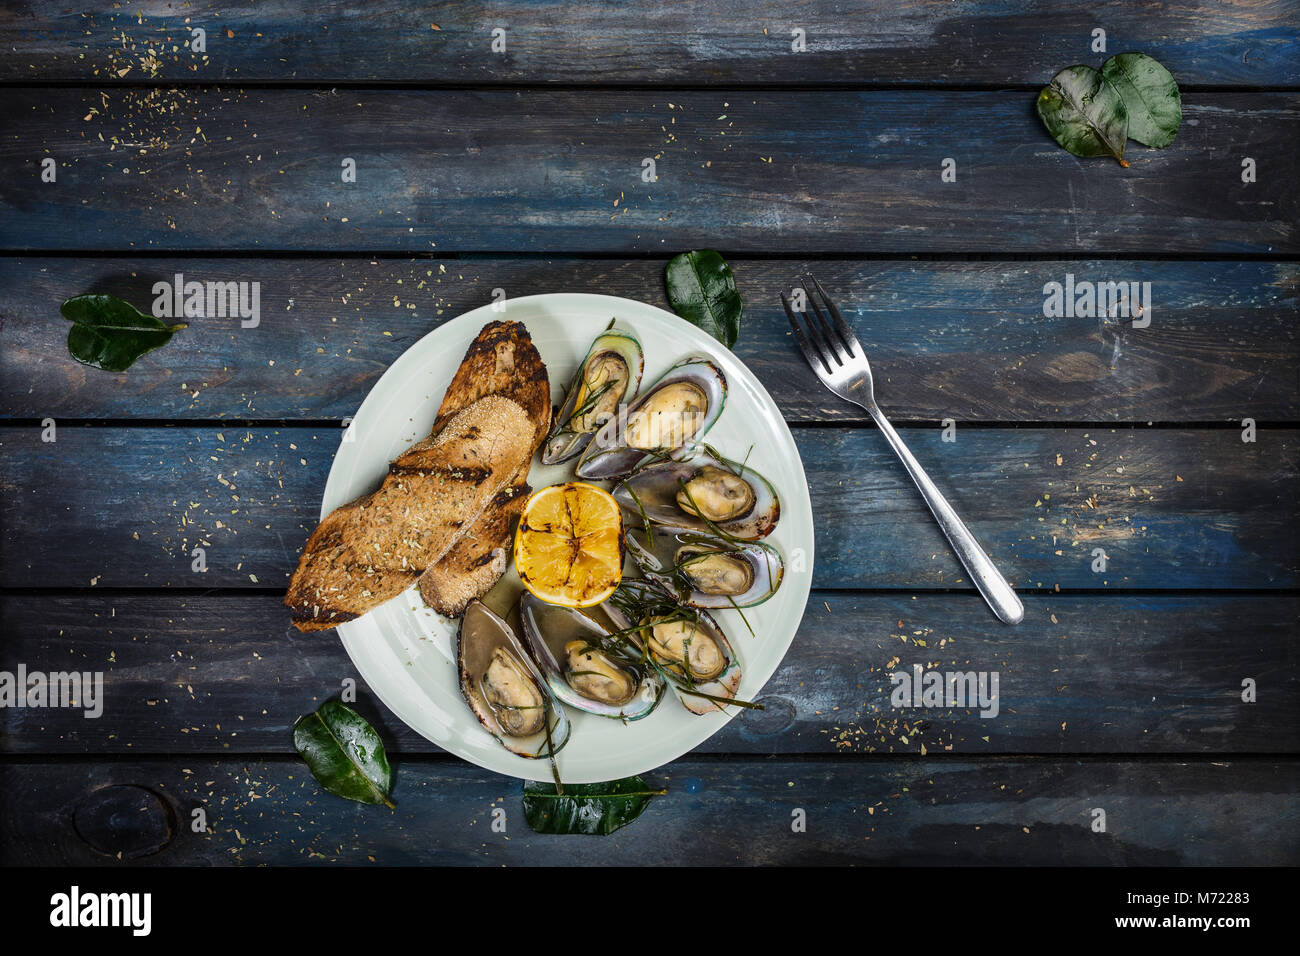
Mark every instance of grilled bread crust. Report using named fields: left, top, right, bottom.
left=285, top=394, right=534, bottom=631
left=430, top=320, right=552, bottom=448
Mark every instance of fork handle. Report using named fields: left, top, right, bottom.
left=865, top=404, right=1025, bottom=625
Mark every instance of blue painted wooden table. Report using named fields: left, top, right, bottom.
left=0, top=1, right=1297, bottom=865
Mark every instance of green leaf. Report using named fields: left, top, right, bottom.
left=292, top=700, right=394, bottom=808
left=522, top=775, right=664, bottom=835
left=1036, top=65, right=1130, bottom=166
left=1101, top=52, right=1182, bottom=148
left=60, top=294, right=186, bottom=372
left=665, top=249, right=743, bottom=349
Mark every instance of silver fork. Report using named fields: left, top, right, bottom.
left=781, top=276, right=1024, bottom=625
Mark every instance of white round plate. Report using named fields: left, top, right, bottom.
left=325, top=293, right=814, bottom=783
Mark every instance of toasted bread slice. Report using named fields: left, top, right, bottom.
left=285, top=394, right=533, bottom=631
left=417, top=478, right=529, bottom=617
left=417, top=321, right=552, bottom=616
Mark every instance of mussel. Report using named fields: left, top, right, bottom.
left=576, top=357, right=727, bottom=480
left=543, top=329, right=644, bottom=464
left=518, top=592, right=665, bottom=720
left=613, top=445, right=780, bottom=540
left=457, top=600, right=571, bottom=758
left=604, top=583, right=742, bottom=715
left=625, top=526, right=784, bottom=609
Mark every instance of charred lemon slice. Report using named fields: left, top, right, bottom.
left=514, top=482, right=624, bottom=608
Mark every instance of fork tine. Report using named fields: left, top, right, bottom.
left=784, top=279, right=839, bottom=366
left=786, top=286, right=840, bottom=371
left=806, top=274, right=863, bottom=357
left=798, top=277, right=850, bottom=364
left=781, top=291, right=833, bottom=375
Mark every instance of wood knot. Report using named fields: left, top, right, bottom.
left=74, top=784, right=176, bottom=860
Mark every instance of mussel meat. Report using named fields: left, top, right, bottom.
left=677, top=466, right=755, bottom=523
left=676, top=548, right=755, bottom=596
left=482, top=646, right=547, bottom=736
left=564, top=639, right=637, bottom=705
left=646, top=618, right=726, bottom=681
left=624, top=382, right=708, bottom=450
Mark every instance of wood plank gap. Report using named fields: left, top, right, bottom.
left=2, top=81, right=1297, bottom=94
left=5, top=249, right=1299, bottom=263
left=1, top=752, right=1292, bottom=765
left=3, top=585, right=1297, bottom=598
left=4, top=419, right=1297, bottom=431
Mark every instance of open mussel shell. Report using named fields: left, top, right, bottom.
left=458, top=600, right=572, bottom=759
left=518, top=592, right=665, bottom=720
left=575, top=356, right=727, bottom=480
left=603, top=585, right=742, bottom=715
left=613, top=444, right=780, bottom=541
left=542, top=328, right=644, bottom=465
left=625, top=526, right=784, bottom=609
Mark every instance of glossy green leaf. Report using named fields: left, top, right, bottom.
left=665, top=249, right=743, bottom=348
left=1101, top=53, right=1182, bottom=148
left=60, top=294, right=186, bottom=372
left=293, top=700, right=394, bottom=808
left=522, top=775, right=664, bottom=835
left=1036, top=65, right=1130, bottom=166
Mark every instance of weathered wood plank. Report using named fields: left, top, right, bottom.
left=2, top=1, right=1296, bottom=86
left=4, top=257, right=1296, bottom=424
left=2, top=89, right=1295, bottom=253
left=1, top=426, right=1293, bottom=590
left=0, top=756, right=1292, bottom=865
left=1, top=593, right=1294, bottom=756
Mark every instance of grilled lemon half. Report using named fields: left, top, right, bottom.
left=514, top=482, right=624, bottom=608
